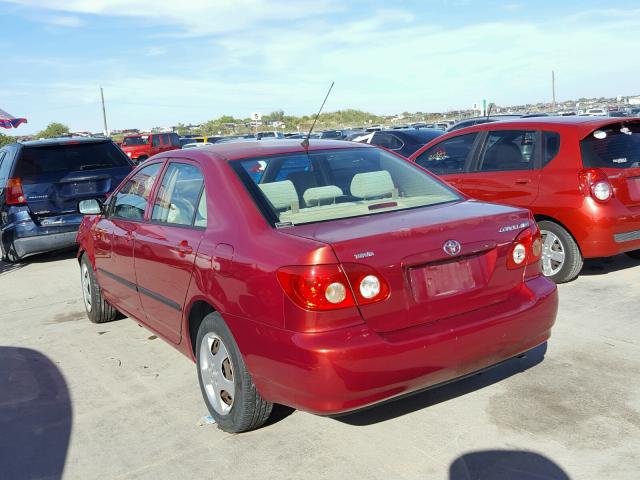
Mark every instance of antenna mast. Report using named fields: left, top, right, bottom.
left=301, top=81, right=334, bottom=149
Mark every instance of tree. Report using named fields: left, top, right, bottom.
left=0, top=133, right=14, bottom=147
left=36, top=122, right=70, bottom=139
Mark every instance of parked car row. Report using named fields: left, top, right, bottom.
left=1, top=116, right=637, bottom=435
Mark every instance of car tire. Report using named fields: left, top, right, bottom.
left=80, top=254, right=118, bottom=323
left=538, top=220, right=583, bottom=284
left=196, top=312, right=273, bottom=433
left=625, top=250, right=640, bottom=260
left=136, top=155, right=148, bottom=163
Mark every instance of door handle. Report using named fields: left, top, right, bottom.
left=174, top=241, right=193, bottom=255
left=515, top=178, right=531, bottom=185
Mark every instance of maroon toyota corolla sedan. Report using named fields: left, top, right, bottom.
left=76, top=140, right=558, bottom=432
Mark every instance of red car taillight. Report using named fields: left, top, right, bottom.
left=341, top=263, right=390, bottom=306
left=6, top=178, right=26, bottom=205
left=579, top=168, right=613, bottom=203
left=277, top=263, right=389, bottom=311
left=507, top=223, right=542, bottom=270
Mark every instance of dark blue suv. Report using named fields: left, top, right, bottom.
left=0, top=137, right=133, bottom=262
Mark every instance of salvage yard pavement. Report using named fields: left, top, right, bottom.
left=1, top=250, right=639, bottom=479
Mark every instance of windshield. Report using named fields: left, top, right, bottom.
left=581, top=121, right=640, bottom=169
left=233, top=147, right=461, bottom=226
left=122, top=136, right=149, bottom=146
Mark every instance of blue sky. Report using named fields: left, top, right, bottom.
left=2, top=0, right=639, bottom=134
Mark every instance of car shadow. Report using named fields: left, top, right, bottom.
left=0, top=347, right=72, bottom=480
left=580, top=253, right=640, bottom=276
left=23, top=247, right=78, bottom=264
left=335, top=343, right=547, bottom=426
left=0, top=260, right=24, bottom=276
left=0, top=248, right=77, bottom=276
left=449, top=449, right=570, bottom=479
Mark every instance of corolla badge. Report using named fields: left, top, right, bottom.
left=443, top=239, right=462, bottom=256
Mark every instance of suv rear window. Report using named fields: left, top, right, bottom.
left=581, top=122, right=640, bottom=169
left=16, top=142, right=131, bottom=177
left=233, top=148, right=461, bottom=226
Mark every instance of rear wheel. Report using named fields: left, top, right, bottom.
left=196, top=312, right=272, bottom=433
left=538, top=220, right=583, bottom=284
left=626, top=250, right=640, bottom=260
left=80, top=254, right=118, bottom=323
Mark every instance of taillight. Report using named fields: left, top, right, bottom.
left=277, top=264, right=356, bottom=311
left=341, top=263, right=390, bottom=306
left=507, top=223, right=542, bottom=270
left=277, top=263, right=390, bottom=311
left=579, top=168, right=613, bottom=202
left=6, top=178, right=26, bottom=205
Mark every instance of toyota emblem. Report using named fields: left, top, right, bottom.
left=443, top=239, right=462, bottom=256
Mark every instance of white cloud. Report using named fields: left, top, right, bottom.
left=43, top=14, right=84, bottom=27
left=3, top=0, right=340, bottom=35
left=4, top=1, right=640, bottom=133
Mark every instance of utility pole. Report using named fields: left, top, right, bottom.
left=100, top=87, right=109, bottom=136
left=551, top=70, right=556, bottom=111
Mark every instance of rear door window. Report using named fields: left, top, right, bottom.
left=111, top=163, right=162, bottom=220
left=151, top=163, right=205, bottom=226
left=415, top=133, right=478, bottom=175
left=581, top=122, right=640, bottom=169
left=152, top=136, right=161, bottom=147
left=543, top=131, right=561, bottom=167
left=15, top=142, right=130, bottom=179
left=477, top=130, right=537, bottom=172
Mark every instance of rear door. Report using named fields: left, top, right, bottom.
left=457, top=129, right=541, bottom=207
left=133, top=161, right=206, bottom=343
left=414, top=132, right=480, bottom=188
left=94, top=162, right=163, bottom=319
left=14, top=141, right=132, bottom=220
left=151, top=135, right=162, bottom=156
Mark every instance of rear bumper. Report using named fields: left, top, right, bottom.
left=227, top=275, right=558, bottom=415
left=1, top=210, right=81, bottom=260
left=566, top=201, right=640, bottom=258
left=12, top=231, right=78, bottom=259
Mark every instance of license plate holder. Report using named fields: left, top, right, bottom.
left=409, top=259, right=477, bottom=301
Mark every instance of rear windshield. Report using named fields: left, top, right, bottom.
left=232, top=147, right=461, bottom=226
left=16, top=142, right=131, bottom=177
left=581, top=122, right=640, bottom=169
left=122, top=136, right=149, bottom=146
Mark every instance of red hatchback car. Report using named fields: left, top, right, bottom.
left=77, top=140, right=558, bottom=432
left=410, top=117, right=640, bottom=282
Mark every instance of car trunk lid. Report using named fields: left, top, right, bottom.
left=281, top=201, right=532, bottom=333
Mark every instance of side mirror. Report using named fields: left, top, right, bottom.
left=78, top=199, right=103, bottom=215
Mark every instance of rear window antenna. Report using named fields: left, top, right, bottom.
left=302, top=81, right=334, bottom=149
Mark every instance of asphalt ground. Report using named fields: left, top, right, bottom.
left=1, top=250, right=639, bottom=479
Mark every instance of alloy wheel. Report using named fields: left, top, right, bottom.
left=541, top=230, right=565, bottom=277
left=81, top=263, right=92, bottom=312
left=199, top=332, right=235, bottom=415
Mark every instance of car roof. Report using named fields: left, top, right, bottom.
left=156, top=139, right=372, bottom=162
left=381, top=129, right=443, bottom=140
left=446, top=115, right=640, bottom=137
left=19, top=136, right=111, bottom=147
